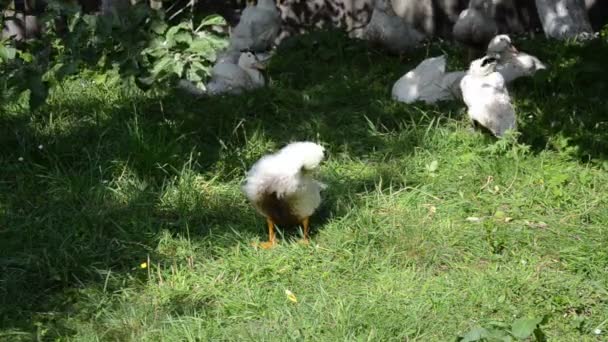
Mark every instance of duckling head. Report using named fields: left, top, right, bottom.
left=468, top=55, right=498, bottom=76
left=238, top=51, right=267, bottom=70
left=470, top=0, right=492, bottom=13
left=487, top=34, right=519, bottom=55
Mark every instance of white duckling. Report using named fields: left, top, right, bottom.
left=243, top=142, right=326, bottom=249
left=228, top=0, right=281, bottom=53
left=453, top=0, right=498, bottom=61
left=392, top=55, right=466, bottom=104
left=487, top=34, right=547, bottom=83
left=363, top=0, right=425, bottom=54
left=178, top=51, right=266, bottom=96
left=460, top=55, right=516, bottom=137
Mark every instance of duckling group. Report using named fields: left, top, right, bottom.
left=184, top=0, right=552, bottom=247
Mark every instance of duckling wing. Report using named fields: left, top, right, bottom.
left=498, top=53, right=547, bottom=83
left=439, top=71, right=466, bottom=101
left=287, top=177, right=324, bottom=220
left=243, top=142, right=325, bottom=203
left=207, top=62, right=253, bottom=94
left=460, top=73, right=477, bottom=109
left=484, top=100, right=516, bottom=137
left=461, top=72, right=515, bottom=136
left=392, top=56, right=447, bottom=103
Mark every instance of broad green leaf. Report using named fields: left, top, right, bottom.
left=0, top=44, right=17, bottom=61
left=459, top=326, right=490, bottom=342
left=166, top=22, right=191, bottom=42
left=146, top=37, right=172, bottom=52
left=174, top=32, right=193, bottom=45
left=187, top=39, right=218, bottom=60
left=190, top=61, right=211, bottom=79
left=151, top=56, right=173, bottom=76
left=511, top=317, right=543, bottom=340
left=17, top=50, right=33, bottom=62
left=165, top=25, right=181, bottom=43
left=186, top=67, right=202, bottom=82
left=199, top=14, right=227, bottom=27
left=67, top=12, right=82, bottom=32
left=144, top=47, right=169, bottom=58
left=150, top=20, right=168, bottom=35
left=205, top=34, right=229, bottom=50
left=190, top=61, right=208, bottom=72
left=173, top=61, right=184, bottom=77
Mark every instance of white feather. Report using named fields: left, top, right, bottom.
left=177, top=52, right=265, bottom=96
left=487, top=34, right=547, bottom=83
left=243, top=142, right=326, bottom=220
left=460, top=56, right=517, bottom=137
left=392, top=55, right=465, bottom=104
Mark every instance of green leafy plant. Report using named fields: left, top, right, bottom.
left=0, top=1, right=228, bottom=109
left=139, top=14, right=228, bottom=90
left=0, top=37, right=48, bottom=108
left=458, top=316, right=548, bottom=341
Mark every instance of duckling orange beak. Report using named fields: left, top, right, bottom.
left=509, top=44, right=519, bottom=53
left=252, top=62, right=266, bottom=70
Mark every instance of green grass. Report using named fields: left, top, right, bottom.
left=1, top=30, right=607, bottom=341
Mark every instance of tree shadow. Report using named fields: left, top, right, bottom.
left=587, top=0, right=608, bottom=31
left=510, top=37, right=608, bottom=161
left=0, top=32, right=429, bottom=335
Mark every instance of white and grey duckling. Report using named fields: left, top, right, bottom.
left=392, top=55, right=466, bottom=104
left=228, top=0, right=281, bottom=53
left=453, top=0, right=498, bottom=61
left=487, top=34, right=547, bottom=83
left=243, top=142, right=327, bottom=249
left=177, top=51, right=267, bottom=96
left=460, top=55, right=517, bottom=137
left=362, top=0, right=425, bottom=54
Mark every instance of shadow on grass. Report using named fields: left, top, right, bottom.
left=510, top=37, right=608, bottom=162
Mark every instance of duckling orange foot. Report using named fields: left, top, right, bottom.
left=261, top=240, right=277, bottom=249
left=252, top=217, right=277, bottom=250
left=251, top=240, right=277, bottom=249
left=297, top=238, right=310, bottom=246
left=298, top=217, right=310, bottom=245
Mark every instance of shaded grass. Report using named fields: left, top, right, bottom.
left=0, top=30, right=607, bottom=340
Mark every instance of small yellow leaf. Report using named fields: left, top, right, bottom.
left=285, top=289, right=298, bottom=303
left=140, top=262, right=148, bottom=269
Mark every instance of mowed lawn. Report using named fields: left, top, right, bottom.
left=1, top=31, right=607, bottom=341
